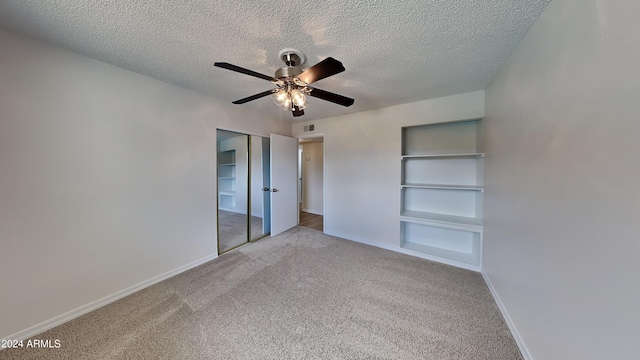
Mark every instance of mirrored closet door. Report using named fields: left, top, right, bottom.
left=217, top=130, right=271, bottom=254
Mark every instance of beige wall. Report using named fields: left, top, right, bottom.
left=0, top=30, right=290, bottom=339
left=482, top=0, right=640, bottom=358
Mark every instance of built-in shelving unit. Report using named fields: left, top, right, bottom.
left=218, top=150, right=237, bottom=212
left=400, top=119, right=483, bottom=271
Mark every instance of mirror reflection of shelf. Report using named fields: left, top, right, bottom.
left=218, top=148, right=238, bottom=213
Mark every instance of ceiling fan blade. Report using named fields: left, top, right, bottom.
left=296, top=57, right=345, bottom=85
left=307, top=87, right=355, bottom=107
left=292, top=106, right=304, bottom=117
left=232, top=89, right=276, bottom=104
left=214, top=62, right=279, bottom=82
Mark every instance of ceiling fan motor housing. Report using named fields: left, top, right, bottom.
left=278, top=48, right=306, bottom=66
left=276, top=50, right=306, bottom=81
left=275, top=66, right=302, bottom=80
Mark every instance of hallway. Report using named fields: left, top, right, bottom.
left=299, top=210, right=322, bottom=232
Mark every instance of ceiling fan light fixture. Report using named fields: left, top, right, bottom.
left=291, top=88, right=307, bottom=109
left=272, top=88, right=292, bottom=110
left=272, top=86, right=308, bottom=111
left=292, top=77, right=307, bottom=87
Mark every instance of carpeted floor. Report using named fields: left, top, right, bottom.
left=2, top=227, right=522, bottom=360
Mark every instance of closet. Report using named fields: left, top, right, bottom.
left=217, top=130, right=271, bottom=254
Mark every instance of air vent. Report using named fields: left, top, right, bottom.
left=303, top=124, right=315, bottom=132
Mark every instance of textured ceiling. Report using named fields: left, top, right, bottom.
left=0, top=0, right=551, bottom=122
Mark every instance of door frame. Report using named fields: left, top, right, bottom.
left=297, top=133, right=325, bottom=232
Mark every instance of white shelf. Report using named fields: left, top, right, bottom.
left=401, top=210, right=482, bottom=230
left=402, top=183, right=483, bottom=192
left=219, top=191, right=236, bottom=196
left=402, top=153, right=484, bottom=159
left=401, top=240, right=479, bottom=266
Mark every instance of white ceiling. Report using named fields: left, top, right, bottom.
left=0, top=0, right=551, bottom=122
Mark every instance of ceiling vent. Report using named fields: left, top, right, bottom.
left=303, top=124, right=315, bottom=132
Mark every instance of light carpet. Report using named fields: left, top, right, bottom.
left=2, top=226, right=522, bottom=360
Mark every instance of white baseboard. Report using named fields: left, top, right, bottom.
left=301, top=207, right=322, bottom=216
left=324, top=230, right=480, bottom=272
left=481, top=272, right=533, bottom=360
left=325, top=229, right=399, bottom=251
left=3, top=253, right=218, bottom=342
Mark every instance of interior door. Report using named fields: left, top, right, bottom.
left=270, top=133, right=298, bottom=236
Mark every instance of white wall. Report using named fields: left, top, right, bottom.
left=293, top=91, right=484, bottom=247
left=301, top=141, right=323, bottom=215
left=482, top=1, right=640, bottom=359
left=0, top=29, right=290, bottom=339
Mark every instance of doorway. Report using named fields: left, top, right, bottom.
left=298, top=136, right=324, bottom=232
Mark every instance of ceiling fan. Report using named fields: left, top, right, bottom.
left=214, top=49, right=354, bottom=117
